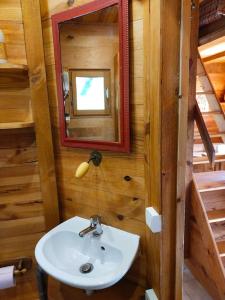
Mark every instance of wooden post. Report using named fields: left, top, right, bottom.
left=21, top=0, right=59, bottom=230
left=146, top=0, right=193, bottom=298
left=175, top=1, right=192, bottom=299
left=144, top=0, right=161, bottom=295
left=160, top=1, right=181, bottom=298
left=184, top=0, right=200, bottom=258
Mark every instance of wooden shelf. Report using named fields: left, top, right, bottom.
left=0, top=121, right=34, bottom=130
left=0, top=63, right=28, bottom=72
left=0, top=63, right=29, bottom=88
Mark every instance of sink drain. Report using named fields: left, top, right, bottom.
left=79, top=263, right=94, bottom=274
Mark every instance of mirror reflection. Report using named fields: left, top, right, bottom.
left=59, top=5, right=120, bottom=142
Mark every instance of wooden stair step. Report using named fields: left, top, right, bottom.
left=194, top=136, right=223, bottom=144
left=221, top=103, right=225, bottom=113
left=214, top=114, right=225, bottom=132
left=196, top=93, right=222, bottom=112
left=211, top=221, right=225, bottom=243
left=196, top=91, right=214, bottom=95
left=202, top=111, right=222, bottom=116
left=193, top=154, right=225, bottom=165
left=208, top=209, right=225, bottom=223
left=197, top=58, right=205, bottom=74
left=217, top=240, right=225, bottom=255
left=196, top=77, right=212, bottom=93
left=196, top=71, right=205, bottom=76
left=194, top=130, right=225, bottom=138
left=194, top=115, right=220, bottom=132
left=196, top=73, right=207, bottom=77
left=221, top=256, right=225, bottom=268
left=194, top=132, right=225, bottom=139
left=193, top=147, right=223, bottom=155
left=194, top=171, right=225, bottom=191
left=200, top=189, right=225, bottom=214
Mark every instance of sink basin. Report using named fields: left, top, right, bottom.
left=35, top=216, right=140, bottom=290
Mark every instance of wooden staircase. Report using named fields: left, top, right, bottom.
left=194, top=57, right=225, bottom=160
left=186, top=171, right=225, bottom=299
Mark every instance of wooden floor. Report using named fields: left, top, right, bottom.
left=183, top=267, right=212, bottom=300
left=0, top=266, right=212, bottom=300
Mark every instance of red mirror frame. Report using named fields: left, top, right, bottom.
left=52, top=0, right=130, bottom=152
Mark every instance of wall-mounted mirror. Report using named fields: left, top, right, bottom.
left=52, top=0, right=129, bottom=152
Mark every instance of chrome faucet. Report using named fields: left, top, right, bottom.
left=79, top=215, right=103, bottom=237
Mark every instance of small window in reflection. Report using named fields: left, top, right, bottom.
left=76, top=77, right=105, bottom=110
left=70, top=69, right=111, bottom=116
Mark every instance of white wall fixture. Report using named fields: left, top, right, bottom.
left=145, top=289, right=158, bottom=300
left=145, top=207, right=162, bottom=233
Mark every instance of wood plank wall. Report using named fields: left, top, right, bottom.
left=0, top=0, right=45, bottom=263
left=40, top=0, right=148, bottom=288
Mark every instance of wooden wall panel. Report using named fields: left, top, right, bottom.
left=0, top=1, right=45, bottom=269
left=0, top=88, right=31, bottom=123
left=40, top=0, right=148, bottom=289
left=0, top=21, right=27, bottom=65
left=0, top=128, right=45, bottom=264
left=0, top=14, right=30, bottom=123
left=0, top=0, right=22, bottom=22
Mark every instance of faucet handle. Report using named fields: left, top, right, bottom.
left=90, top=215, right=101, bottom=226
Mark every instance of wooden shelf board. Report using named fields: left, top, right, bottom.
left=0, top=121, right=34, bottom=129
left=0, top=63, right=29, bottom=88
left=0, top=63, right=28, bottom=72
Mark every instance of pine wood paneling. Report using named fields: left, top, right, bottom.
left=0, top=233, right=44, bottom=262
left=0, top=0, right=22, bottom=22
left=40, top=0, right=147, bottom=288
left=0, top=21, right=31, bottom=122
left=0, top=89, right=31, bottom=123
left=0, top=20, right=27, bottom=64
left=0, top=0, right=45, bottom=267
left=0, top=129, right=44, bottom=261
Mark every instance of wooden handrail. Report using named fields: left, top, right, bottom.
left=194, top=100, right=215, bottom=166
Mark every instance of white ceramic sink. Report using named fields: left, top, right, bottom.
left=35, top=216, right=140, bottom=291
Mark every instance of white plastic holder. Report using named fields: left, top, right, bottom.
left=145, top=289, right=158, bottom=300
left=145, top=207, right=162, bottom=233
